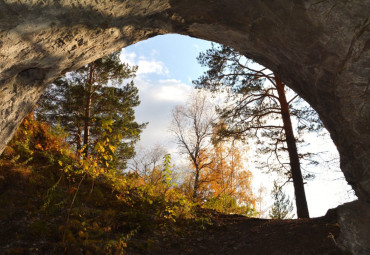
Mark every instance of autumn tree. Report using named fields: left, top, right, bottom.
left=170, top=91, right=217, bottom=199
left=195, top=44, right=324, bottom=218
left=36, top=51, right=146, bottom=169
left=199, top=141, right=255, bottom=214
left=0, top=112, right=71, bottom=167
left=269, top=181, right=294, bottom=219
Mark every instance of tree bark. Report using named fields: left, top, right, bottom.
left=275, top=74, right=309, bottom=219
left=83, top=64, right=94, bottom=156
left=76, top=125, right=82, bottom=157
left=193, top=165, right=200, bottom=199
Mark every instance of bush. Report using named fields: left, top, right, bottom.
left=204, top=194, right=257, bottom=216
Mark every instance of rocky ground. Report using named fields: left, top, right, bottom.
left=128, top=209, right=347, bottom=255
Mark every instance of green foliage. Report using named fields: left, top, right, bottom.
left=204, top=194, right=257, bottom=216
left=0, top=117, right=206, bottom=254
left=269, top=181, right=294, bottom=219
left=162, top=153, right=176, bottom=188
left=36, top=51, right=146, bottom=169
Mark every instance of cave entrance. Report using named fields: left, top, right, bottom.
left=0, top=1, right=369, bottom=252
left=34, top=33, right=356, bottom=219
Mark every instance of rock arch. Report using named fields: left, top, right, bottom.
left=0, top=0, right=369, bottom=252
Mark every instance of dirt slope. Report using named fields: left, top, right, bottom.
left=130, top=209, right=346, bottom=255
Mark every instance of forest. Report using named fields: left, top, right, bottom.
left=0, top=47, right=345, bottom=254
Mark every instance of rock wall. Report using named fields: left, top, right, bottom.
left=0, top=0, right=369, bottom=253
left=337, top=201, right=370, bottom=254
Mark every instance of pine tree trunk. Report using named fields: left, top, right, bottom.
left=275, top=75, right=310, bottom=218
left=83, top=93, right=92, bottom=155
left=83, top=64, right=94, bottom=156
left=76, top=126, right=82, bottom=157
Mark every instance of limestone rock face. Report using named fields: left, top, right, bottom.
left=337, top=201, right=370, bottom=254
left=0, top=1, right=369, bottom=253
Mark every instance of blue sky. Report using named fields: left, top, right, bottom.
left=120, top=34, right=356, bottom=218
left=120, top=34, right=212, bottom=154
left=123, top=34, right=212, bottom=84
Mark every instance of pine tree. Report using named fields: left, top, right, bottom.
left=194, top=44, right=324, bottom=218
left=269, top=181, right=294, bottom=219
left=36, top=51, right=146, bottom=169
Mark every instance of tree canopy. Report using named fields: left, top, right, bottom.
left=269, top=181, right=294, bottom=220
left=36, top=52, right=146, bottom=170
left=195, top=44, right=325, bottom=218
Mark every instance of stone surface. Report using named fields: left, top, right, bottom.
left=0, top=0, right=369, bottom=253
left=337, top=201, right=370, bottom=254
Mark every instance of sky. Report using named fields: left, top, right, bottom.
left=119, top=34, right=356, bottom=218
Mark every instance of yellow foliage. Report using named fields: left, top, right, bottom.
left=189, top=141, right=255, bottom=209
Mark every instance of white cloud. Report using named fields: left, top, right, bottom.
left=119, top=49, right=136, bottom=66
left=137, top=59, right=169, bottom=75
left=120, top=50, right=192, bottom=149
left=133, top=78, right=194, bottom=152
left=120, top=49, right=169, bottom=76
left=151, top=79, right=191, bottom=102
